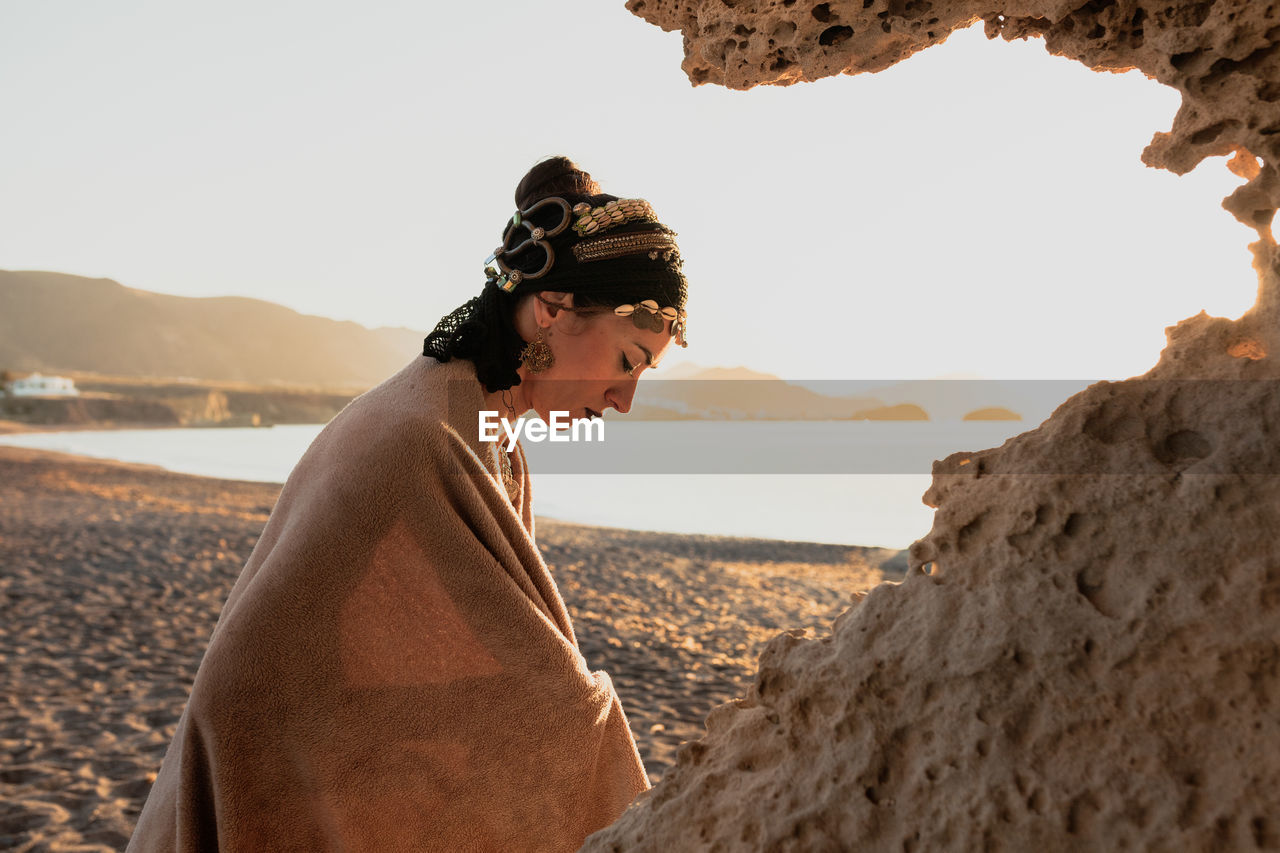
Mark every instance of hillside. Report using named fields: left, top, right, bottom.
left=0, top=270, right=424, bottom=388
left=630, top=364, right=883, bottom=419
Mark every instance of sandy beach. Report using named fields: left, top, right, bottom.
left=0, top=445, right=905, bottom=850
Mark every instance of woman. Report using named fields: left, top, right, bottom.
left=128, top=156, right=689, bottom=851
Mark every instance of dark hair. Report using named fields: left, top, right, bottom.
left=515, top=156, right=601, bottom=209
left=422, top=156, right=687, bottom=392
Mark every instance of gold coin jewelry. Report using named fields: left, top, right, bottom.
left=614, top=300, right=688, bottom=346
left=519, top=327, right=555, bottom=373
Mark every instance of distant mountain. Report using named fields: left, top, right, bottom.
left=851, top=403, right=929, bottom=421
left=662, top=364, right=781, bottom=381
left=639, top=364, right=1071, bottom=421
left=0, top=270, right=424, bottom=389
left=791, top=377, right=1094, bottom=425
left=629, top=363, right=883, bottom=420
left=964, top=407, right=1022, bottom=421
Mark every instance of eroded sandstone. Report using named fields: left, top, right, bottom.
left=584, top=248, right=1280, bottom=849
left=582, top=1, right=1280, bottom=849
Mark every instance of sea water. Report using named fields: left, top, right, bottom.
left=0, top=420, right=1030, bottom=549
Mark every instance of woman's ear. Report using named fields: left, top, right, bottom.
left=534, top=291, right=574, bottom=327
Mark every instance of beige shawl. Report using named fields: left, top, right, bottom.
left=128, top=356, right=649, bottom=851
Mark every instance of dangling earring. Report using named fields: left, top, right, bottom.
left=519, top=326, right=555, bottom=373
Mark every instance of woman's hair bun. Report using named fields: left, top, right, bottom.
left=514, top=156, right=602, bottom=209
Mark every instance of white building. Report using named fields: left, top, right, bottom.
left=4, top=373, right=80, bottom=397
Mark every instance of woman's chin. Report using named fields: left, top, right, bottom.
left=528, top=406, right=599, bottom=423
left=529, top=407, right=562, bottom=424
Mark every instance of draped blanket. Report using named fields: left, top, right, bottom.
left=128, top=356, right=649, bottom=851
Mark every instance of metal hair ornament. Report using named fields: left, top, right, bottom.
left=484, top=197, right=573, bottom=292
left=483, top=194, right=690, bottom=347
left=615, top=299, right=688, bottom=347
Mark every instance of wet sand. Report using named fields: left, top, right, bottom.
left=0, top=446, right=904, bottom=850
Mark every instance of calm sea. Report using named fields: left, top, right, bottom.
left=0, top=420, right=1031, bottom=549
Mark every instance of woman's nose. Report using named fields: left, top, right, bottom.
left=607, top=377, right=638, bottom=414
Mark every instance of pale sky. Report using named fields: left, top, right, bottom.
left=0, top=0, right=1256, bottom=381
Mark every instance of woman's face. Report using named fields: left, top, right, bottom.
left=520, top=307, right=675, bottom=422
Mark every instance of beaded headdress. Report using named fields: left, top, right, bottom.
left=422, top=187, right=689, bottom=393
left=481, top=195, right=688, bottom=347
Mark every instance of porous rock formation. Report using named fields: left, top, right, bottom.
left=581, top=1, right=1280, bottom=849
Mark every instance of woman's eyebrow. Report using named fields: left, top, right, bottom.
left=635, top=344, right=659, bottom=369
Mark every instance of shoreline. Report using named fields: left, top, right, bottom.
left=0, top=442, right=908, bottom=554
left=0, top=418, right=247, bottom=435
left=0, top=430, right=926, bottom=550
left=0, top=445, right=905, bottom=849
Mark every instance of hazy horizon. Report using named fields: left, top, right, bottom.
left=1, top=1, right=1257, bottom=382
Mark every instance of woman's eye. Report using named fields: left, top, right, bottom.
left=621, top=355, right=634, bottom=376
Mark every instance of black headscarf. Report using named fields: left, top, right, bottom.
left=422, top=190, right=687, bottom=393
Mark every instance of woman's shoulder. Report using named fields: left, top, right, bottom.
left=264, top=356, right=499, bottom=528
left=341, top=355, right=473, bottom=424
left=319, top=356, right=487, bottom=473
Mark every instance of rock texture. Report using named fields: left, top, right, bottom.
left=582, top=1, right=1280, bottom=849
left=585, top=271, right=1280, bottom=849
